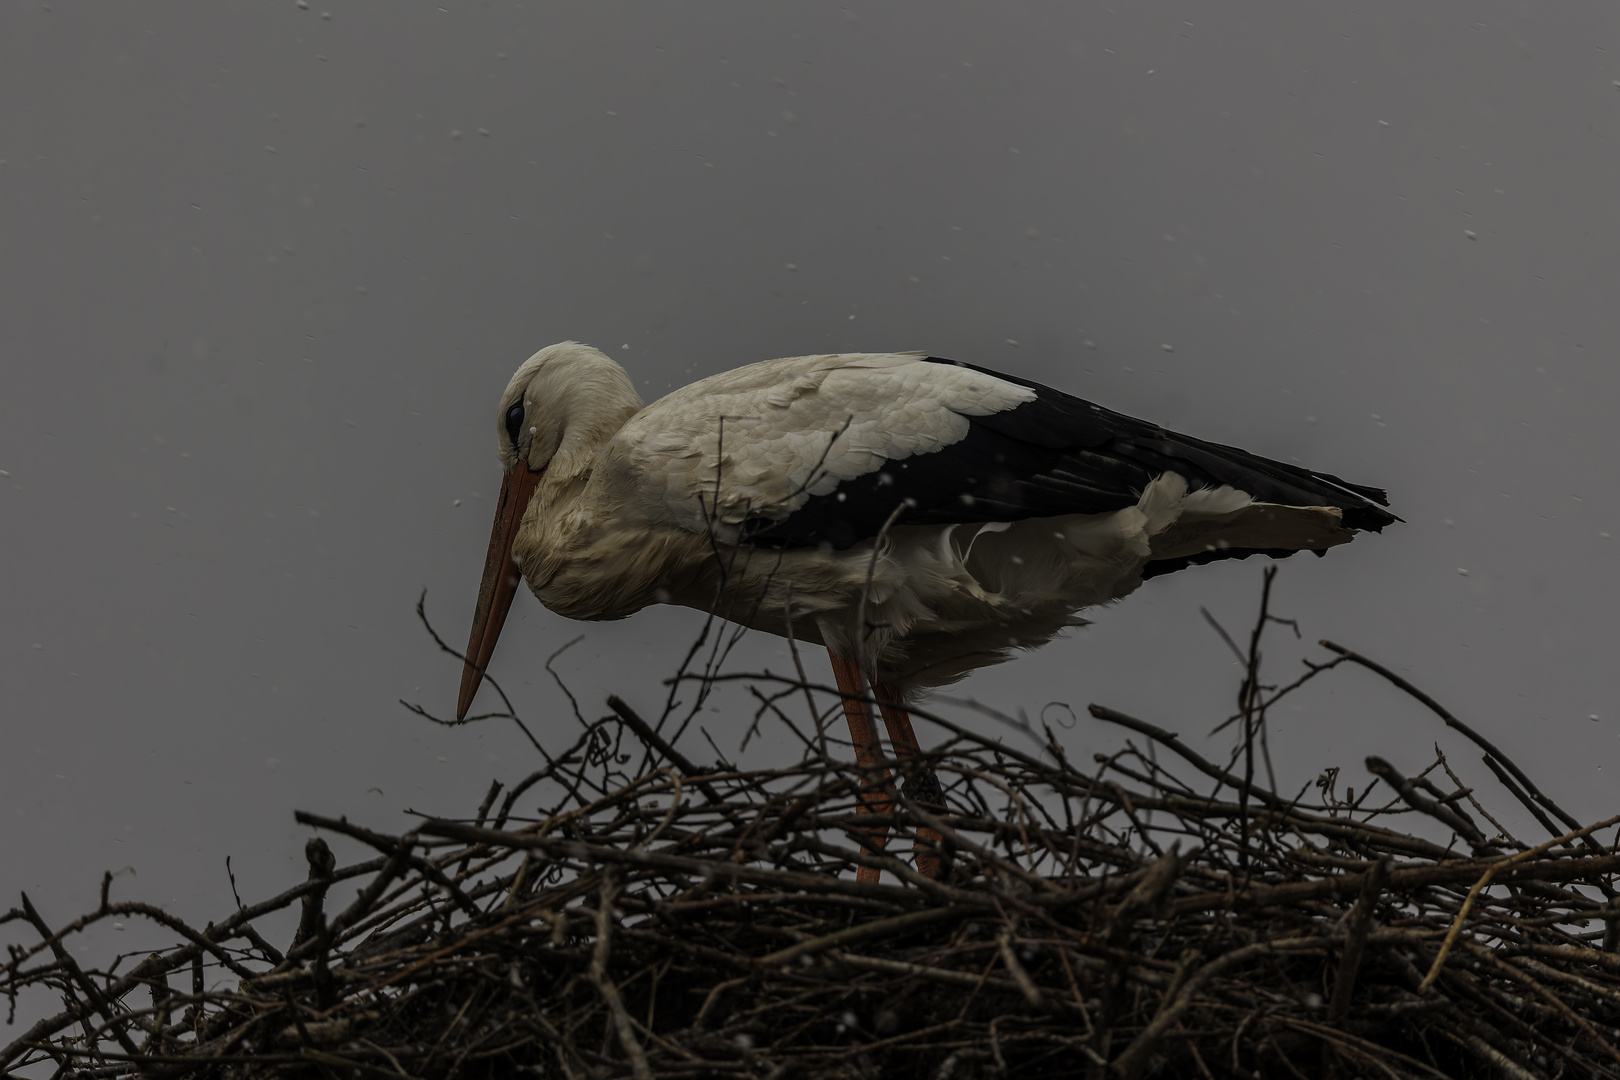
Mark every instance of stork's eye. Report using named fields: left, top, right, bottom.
left=504, top=403, right=525, bottom=445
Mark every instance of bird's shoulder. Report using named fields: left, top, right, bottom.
left=599, top=353, right=1065, bottom=535
left=619, top=352, right=1039, bottom=442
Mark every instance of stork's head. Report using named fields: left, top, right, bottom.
left=493, top=341, right=641, bottom=475
left=457, top=341, right=642, bottom=719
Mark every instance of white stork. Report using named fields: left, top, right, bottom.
left=458, top=342, right=1396, bottom=880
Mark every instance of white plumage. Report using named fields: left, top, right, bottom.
left=457, top=341, right=1395, bottom=880
left=466, top=342, right=1381, bottom=693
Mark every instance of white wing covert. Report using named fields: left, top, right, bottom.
left=616, top=353, right=1036, bottom=541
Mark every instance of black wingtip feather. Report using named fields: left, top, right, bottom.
left=752, top=355, right=1399, bottom=549
left=924, top=355, right=1398, bottom=523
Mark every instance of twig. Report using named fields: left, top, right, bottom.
left=18, top=893, right=142, bottom=1058
left=589, top=868, right=652, bottom=1080
left=1322, top=640, right=1598, bottom=847
left=607, top=695, right=723, bottom=803
left=1327, top=858, right=1388, bottom=1023
left=1363, top=756, right=1492, bottom=850
left=1419, top=813, right=1620, bottom=992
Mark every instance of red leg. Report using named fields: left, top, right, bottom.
left=871, top=680, right=944, bottom=880
left=828, top=650, right=889, bottom=885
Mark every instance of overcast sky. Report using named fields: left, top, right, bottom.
left=5, top=2, right=1620, bottom=993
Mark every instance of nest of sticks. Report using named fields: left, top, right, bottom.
left=8, top=573, right=1620, bottom=1079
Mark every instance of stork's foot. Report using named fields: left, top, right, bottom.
left=901, top=768, right=944, bottom=808
left=900, top=769, right=946, bottom=880
left=870, top=680, right=945, bottom=881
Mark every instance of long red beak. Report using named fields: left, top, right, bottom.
left=457, top=464, right=543, bottom=719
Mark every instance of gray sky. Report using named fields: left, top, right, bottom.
left=5, top=1, right=1619, bottom=974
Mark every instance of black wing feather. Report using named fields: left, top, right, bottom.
left=746, top=357, right=1398, bottom=550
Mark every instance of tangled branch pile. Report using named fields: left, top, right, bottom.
left=7, top=584, right=1620, bottom=1078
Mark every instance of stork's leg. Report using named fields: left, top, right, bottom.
left=828, top=650, right=890, bottom=885
left=870, top=681, right=944, bottom=880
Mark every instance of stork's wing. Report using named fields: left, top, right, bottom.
left=616, top=353, right=1396, bottom=550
